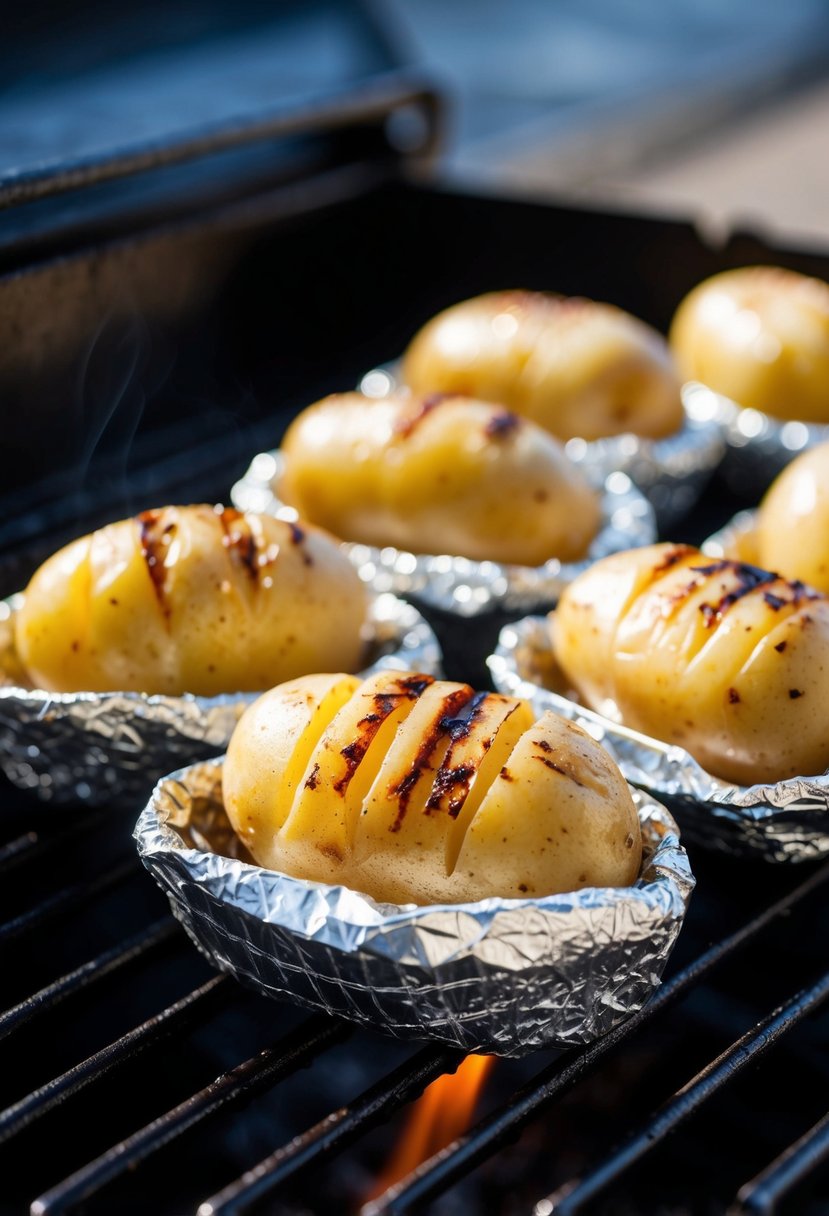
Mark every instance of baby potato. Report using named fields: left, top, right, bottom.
left=670, top=266, right=829, bottom=422
left=15, top=505, right=367, bottom=696
left=278, top=391, right=601, bottom=566
left=553, top=543, right=829, bottom=785
left=401, top=290, right=683, bottom=442
left=754, top=441, right=829, bottom=591
left=223, top=671, right=642, bottom=906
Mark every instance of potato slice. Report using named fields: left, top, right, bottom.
left=224, top=673, right=361, bottom=855
left=278, top=672, right=434, bottom=881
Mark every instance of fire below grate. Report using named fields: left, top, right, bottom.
left=0, top=789, right=827, bottom=1216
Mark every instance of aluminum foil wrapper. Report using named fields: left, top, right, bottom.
left=360, top=364, right=725, bottom=533
left=0, top=593, right=441, bottom=807
left=135, top=758, right=693, bottom=1057
left=231, top=453, right=655, bottom=617
left=682, top=380, right=829, bottom=493
left=489, top=615, right=829, bottom=863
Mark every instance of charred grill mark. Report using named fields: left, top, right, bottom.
left=789, top=688, right=805, bottom=699
left=426, top=765, right=477, bottom=818
left=332, top=679, right=434, bottom=798
left=395, top=395, right=445, bottom=439
left=652, top=545, right=695, bottom=577
left=217, top=508, right=259, bottom=581
left=689, top=560, right=812, bottom=628
left=500, top=767, right=514, bottom=781
left=485, top=410, right=520, bottom=439
left=727, top=687, right=741, bottom=704
left=304, top=763, right=320, bottom=790
left=389, top=687, right=473, bottom=832
left=775, top=641, right=787, bottom=652
left=532, top=740, right=586, bottom=787
left=137, top=509, right=172, bottom=613
left=425, top=692, right=497, bottom=815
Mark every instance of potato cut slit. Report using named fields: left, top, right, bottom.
left=355, top=683, right=475, bottom=858
left=281, top=672, right=434, bottom=851
left=444, top=698, right=535, bottom=875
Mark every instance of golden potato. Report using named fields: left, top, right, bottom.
left=670, top=266, right=829, bottom=422
left=15, top=505, right=367, bottom=696
left=552, top=543, right=829, bottom=785
left=278, top=391, right=601, bottom=566
left=754, top=441, right=829, bottom=591
left=401, top=291, right=683, bottom=442
left=223, top=670, right=642, bottom=905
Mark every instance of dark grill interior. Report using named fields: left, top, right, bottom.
left=2, top=181, right=829, bottom=1215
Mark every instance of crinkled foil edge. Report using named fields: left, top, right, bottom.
left=359, top=363, right=724, bottom=533
left=135, top=757, right=693, bottom=1057
left=0, top=593, right=442, bottom=806
left=489, top=615, right=829, bottom=863
left=231, top=452, right=656, bottom=616
left=682, top=380, right=829, bottom=487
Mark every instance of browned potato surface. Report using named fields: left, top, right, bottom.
left=402, top=291, right=683, bottom=442
left=553, top=543, right=829, bottom=784
left=670, top=266, right=829, bottom=422
left=278, top=391, right=601, bottom=566
left=15, top=505, right=366, bottom=695
left=223, top=671, right=642, bottom=905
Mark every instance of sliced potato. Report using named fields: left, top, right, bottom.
left=670, top=266, right=829, bottom=422
left=553, top=542, right=829, bottom=784
left=402, top=291, right=683, bottom=442
left=278, top=391, right=601, bottom=566
left=14, top=505, right=367, bottom=695
left=222, top=671, right=642, bottom=905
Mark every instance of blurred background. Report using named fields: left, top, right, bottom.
left=4, top=0, right=829, bottom=247
left=394, top=0, right=829, bottom=246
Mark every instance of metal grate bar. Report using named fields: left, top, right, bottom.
left=546, top=970, right=829, bottom=1214
left=0, top=917, right=179, bottom=1041
left=0, top=808, right=112, bottom=876
left=0, top=857, right=136, bottom=945
left=0, top=830, right=39, bottom=873
left=31, top=1014, right=352, bottom=1216
left=197, top=1045, right=462, bottom=1216
left=366, top=862, right=829, bottom=1215
left=732, top=1110, right=829, bottom=1216
left=0, top=974, right=231, bottom=1145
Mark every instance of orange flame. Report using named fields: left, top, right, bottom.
left=363, top=1054, right=495, bottom=1207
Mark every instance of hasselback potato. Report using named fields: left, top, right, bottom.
left=670, top=266, right=829, bottom=422
left=278, top=391, right=600, bottom=565
left=223, top=671, right=642, bottom=905
left=552, top=543, right=829, bottom=784
left=15, top=505, right=366, bottom=696
left=402, top=290, right=684, bottom=442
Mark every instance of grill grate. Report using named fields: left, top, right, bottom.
left=0, top=797, right=827, bottom=1216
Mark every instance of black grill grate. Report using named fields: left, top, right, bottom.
left=1, top=795, right=827, bottom=1216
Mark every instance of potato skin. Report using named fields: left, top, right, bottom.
left=670, top=266, right=829, bottom=422
left=402, top=291, right=683, bottom=442
left=755, top=442, right=829, bottom=591
left=15, top=506, right=367, bottom=695
left=223, top=672, right=642, bottom=906
left=278, top=391, right=600, bottom=565
left=553, top=543, right=829, bottom=784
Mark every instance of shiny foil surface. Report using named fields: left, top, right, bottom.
left=0, top=593, right=442, bottom=806
left=682, top=380, right=829, bottom=490
left=135, top=759, right=693, bottom=1057
left=360, top=364, right=725, bottom=532
left=489, top=616, right=829, bottom=863
left=232, top=452, right=655, bottom=616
